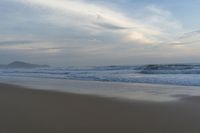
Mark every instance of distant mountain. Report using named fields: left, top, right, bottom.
left=0, top=61, right=49, bottom=68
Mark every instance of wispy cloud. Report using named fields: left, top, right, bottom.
left=1, top=0, right=200, bottom=65
left=18, top=0, right=181, bottom=45
left=167, top=29, right=200, bottom=47
left=179, top=30, right=200, bottom=39
left=0, top=40, right=34, bottom=45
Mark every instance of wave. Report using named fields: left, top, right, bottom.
left=1, top=64, right=200, bottom=86
left=139, top=64, right=200, bottom=74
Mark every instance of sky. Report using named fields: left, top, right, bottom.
left=0, top=0, right=200, bottom=66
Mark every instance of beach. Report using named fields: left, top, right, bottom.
left=1, top=0, right=200, bottom=132
left=1, top=83, right=200, bottom=133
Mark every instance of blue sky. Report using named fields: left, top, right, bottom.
left=0, top=0, right=200, bottom=66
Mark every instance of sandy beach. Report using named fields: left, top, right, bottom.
left=0, top=83, right=200, bottom=133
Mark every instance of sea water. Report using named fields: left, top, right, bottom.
left=1, top=64, right=200, bottom=102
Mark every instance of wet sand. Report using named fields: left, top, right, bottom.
left=0, top=83, right=200, bottom=133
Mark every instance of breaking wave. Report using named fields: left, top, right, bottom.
left=1, top=64, right=200, bottom=86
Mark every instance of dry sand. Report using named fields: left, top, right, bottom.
left=0, top=83, right=200, bottom=133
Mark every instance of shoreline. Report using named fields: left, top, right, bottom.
left=1, top=77, right=200, bottom=102
left=1, top=83, right=200, bottom=133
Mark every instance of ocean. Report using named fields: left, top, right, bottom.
left=1, top=64, right=200, bottom=102
left=1, top=63, right=200, bottom=86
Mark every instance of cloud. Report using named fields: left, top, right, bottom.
left=179, top=30, right=200, bottom=39
left=18, top=0, right=181, bottom=45
left=166, top=30, right=200, bottom=47
left=0, top=40, right=34, bottom=46
left=94, top=22, right=133, bottom=30
left=0, top=35, right=61, bottom=54
left=2, top=0, right=198, bottom=65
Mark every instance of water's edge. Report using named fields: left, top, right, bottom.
left=1, top=77, right=200, bottom=102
